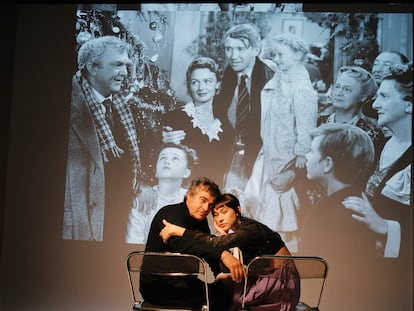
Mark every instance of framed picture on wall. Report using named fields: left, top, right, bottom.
left=282, top=18, right=304, bottom=36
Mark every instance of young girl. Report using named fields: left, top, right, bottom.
left=160, top=193, right=300, bottom=311
left=243, top=33, right=318, bottom=251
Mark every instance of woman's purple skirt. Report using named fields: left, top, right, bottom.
left=231, top=258, right=301, bottom=311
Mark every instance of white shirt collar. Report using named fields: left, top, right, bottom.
left=92, top=88, right=112, bottom=104
left=237, top=60, right=255, bottom=81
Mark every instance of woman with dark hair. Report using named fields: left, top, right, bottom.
left=161, top=57, right=232, bottom=187
left=160, top=193, right=300, bottom=311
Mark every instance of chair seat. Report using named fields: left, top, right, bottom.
left=126, top=251, right=210, bottom=311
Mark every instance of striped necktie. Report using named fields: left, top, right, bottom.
left=236, top=74, right=250, bottom=140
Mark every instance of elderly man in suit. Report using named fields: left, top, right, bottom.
left=64, top=36, right=141, bottom=242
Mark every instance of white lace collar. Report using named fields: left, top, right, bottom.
left=182, top=102, right=223, bottom=142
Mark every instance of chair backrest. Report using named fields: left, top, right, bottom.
left=242, top=255, right=328, bottom=311
left=125, top=251, right=210, bottom=311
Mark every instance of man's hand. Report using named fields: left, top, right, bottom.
left=159, top=219, right=185, bottom=244
left=220, top=250, right=245, bottom=283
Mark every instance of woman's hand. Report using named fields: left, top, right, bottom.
left=159, top=219, right=185, bottom=244
left=343, top=192, right=388, bottom=235
left=268, top=170, right=296, bottom=193
left=162, top=126, right=186, bottom=144
left=213, top=219, right=228, bottom=236
left=220, top=250, right=246, bottom=283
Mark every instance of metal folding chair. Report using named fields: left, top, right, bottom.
left=126, top=251, right=210, bottom=311
left=241, top=255, right=328, bottom=311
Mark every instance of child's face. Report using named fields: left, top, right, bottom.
left=331, top=74, right=362, bottom=112
left=272, top=42, right=300, bottom=71
left=189, top=68, right=219, bottom=105
left=213, top=204, right=239, bottom=233
left=155, top=147, right=190, bottom=180
left=305, top=136, right=326, bottom=182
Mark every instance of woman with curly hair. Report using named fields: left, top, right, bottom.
left=318, top=65, right=386, bottom=164
left=343, top=62, right=413, bottom=260
left=340, top=60, right=412, bottom=311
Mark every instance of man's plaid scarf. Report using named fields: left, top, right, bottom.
left=78, top=72, right=141, bottom=193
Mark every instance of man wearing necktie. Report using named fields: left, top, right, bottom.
left=216, top=24, right=274, bottom=195
left=102, top=98, right=114, bottom=131
left=235, top=74, right=250, bottom=145
left=64, top=36, right=142, bottom=242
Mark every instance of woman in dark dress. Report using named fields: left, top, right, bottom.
left=161, top=57, right=232, bottom=188
left=343, top=63, right=412, bottom=260
left=341, top=62, right=412, bottom=311
left=318, top=66, right=386, bottom=164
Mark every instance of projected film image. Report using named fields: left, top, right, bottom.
left=63, top=4, right=412, bottom=278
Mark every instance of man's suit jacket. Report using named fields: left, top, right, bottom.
left=215, top=57, right=274, bottom=176
left=63, top=76, right=105, bottom=241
